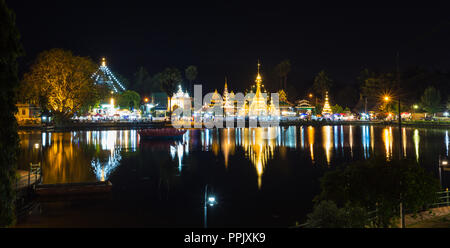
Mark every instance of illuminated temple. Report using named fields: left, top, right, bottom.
left=248, top=62, right=268, bottom=117
left=205, top=62, right=280, bottom=118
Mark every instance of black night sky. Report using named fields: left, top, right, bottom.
left=7, top=0, right=450, bottom=97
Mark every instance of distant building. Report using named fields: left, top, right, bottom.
left=295, top=99, right=315, bottom=114
left=15, top=103, right=41, bottom=124
left=150, top=92, right=169, bottom=117
left=169, top=86, right=191, bottom=113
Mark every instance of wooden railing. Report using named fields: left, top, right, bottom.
left=15, top=162, right=42, bottom=191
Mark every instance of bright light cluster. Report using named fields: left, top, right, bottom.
left=91, top=58, right=126, bottom=93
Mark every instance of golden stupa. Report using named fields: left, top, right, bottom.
left=322, top=91, right=332, bottom=115
left=248, top=61, right=268, bottom=117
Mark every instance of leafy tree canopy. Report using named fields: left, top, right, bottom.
left=21, top=49, right=101, bottom=123
left=312, top=70, right=332, bottom=99
left=0, top=0, right=24, bottom=227
left=420, top=86, right=441, bottom=115
left=117, top=90, right=141, bottom=110
left=315, top=158, right=441, bottom=227
left=305, top=201, right=369, bottom=228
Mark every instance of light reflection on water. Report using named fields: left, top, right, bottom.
left=18, top=125, right=449, bottom=188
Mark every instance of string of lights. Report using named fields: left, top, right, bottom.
left=91, top=57, right=126, bottom=93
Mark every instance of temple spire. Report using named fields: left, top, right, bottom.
left=322, top=91, right=333, bottom=115
left=255, top=60, right=262, bottom=85
left=257, top=59, right=261, bottom=74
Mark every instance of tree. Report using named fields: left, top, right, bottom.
left=21, top=49, right=99, bottom=123
left=159, top=68, right=182, bottom=121
left=274, top=59, right=291, bottom=90
left=312, top=70, right=332, bottom=99
left=420, top=86, right=441, bottom=115
left=0, top=0, right=24, bottom=227
left=315, top=158, right=441, bottom=227
left=305, top=201, right=369, bottom=228
left=331, top=104, right=344, bottom=114
left=446, top=96, right=450, bottom=111
left=117, top=90, right=141, bottom=110
left=185, top=65, right=198, bottom=94
left=133, top=66, right=152, bottom=94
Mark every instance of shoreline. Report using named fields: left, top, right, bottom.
left=18, top=120, right=450, bottom=132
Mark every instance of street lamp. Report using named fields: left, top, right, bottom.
left=204, top=184, right=217, bottom=228
left=439, top=155, right=449, bottom=189
left=33, top=142, right=43, bottom=183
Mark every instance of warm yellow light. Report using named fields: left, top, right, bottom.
left=144, top=98, right=149, bottom=103
left=102, top=57, right=106, bottom=67
left=309, top=94, right=313, bottom=98
left=110, top=98, right=114, bottom=107
left=413, top=104, right=418, bottom=109
left=384, top=96, right=390, bottom=101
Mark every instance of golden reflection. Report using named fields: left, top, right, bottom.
left=323, top=126, right=332, bottom=165
left=383, top=127, right=393, bottom=160
left=240, top=127, right=276, bottom=189
left=44, top=132, right=96, bottom=183
left=308, top=126, right=315, bottom=163
left=370, top=126, right=375, bottom=154
left=31, top=130, right=141, bottom=184
left=212, top=129, right=220, bottom=157
left=413, top=129, right=420, bottom=162
left=221, top=128, right=236, bottom=168
left=402, top=128, right=407, bottom=158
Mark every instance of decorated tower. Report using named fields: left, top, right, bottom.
left=322, top=91, right=333, bottom=115
left=91, top=58, right=126, bottom=93
left=248, top=61, right=268, bottom=117
left=223, top=77, right=234, bottom=116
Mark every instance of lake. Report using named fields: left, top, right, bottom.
left=16, top=125, right=450, bottom=227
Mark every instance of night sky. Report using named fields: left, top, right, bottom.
left=7, top=0, right=450, bottom=96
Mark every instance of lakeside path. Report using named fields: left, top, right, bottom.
left=18, top=120, right=450, bottom=132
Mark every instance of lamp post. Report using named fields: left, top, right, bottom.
left=204, top=184, right=217, bottom=228
left=33, top=143, right=43, bottom=184
left=439, top=155, right=449, bottom=189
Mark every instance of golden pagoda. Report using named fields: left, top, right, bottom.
left=322, top=91, right=332, bottom=115
left=248, top=61, right=268, bottom=117
left=268, top=97, right=280, bottom=117
left=210, top=89, right=222, bottom=108
left=223, top=77, right=234, bottom=116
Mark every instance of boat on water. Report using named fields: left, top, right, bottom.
left=138, top=128, right=187, bottom=140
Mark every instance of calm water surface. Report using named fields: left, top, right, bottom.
left=17, top=125, right=450, bottom=227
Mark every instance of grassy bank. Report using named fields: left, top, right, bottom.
left=408, top=214, right=450, bottom=228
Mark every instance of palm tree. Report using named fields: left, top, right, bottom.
left=275, top=59, right=291, bottom=90
left=185, top=65, right=197, bottom=95
left=312, top=70, right=333, bottom=99
left=159, top=68, right=182, bottom=121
